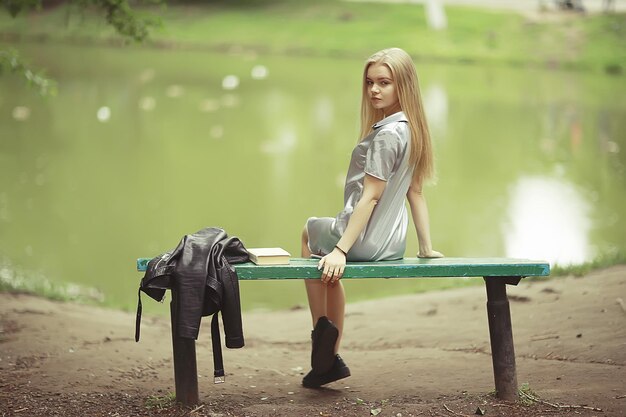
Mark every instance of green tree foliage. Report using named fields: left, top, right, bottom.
left=3, top=0, right=42, bottom=17
left=1, top=0, right=164, bottom=95
left=0, top=49, right=56, bottom=95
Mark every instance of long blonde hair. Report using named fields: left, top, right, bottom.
left=359, top=48, right=434, bottom=185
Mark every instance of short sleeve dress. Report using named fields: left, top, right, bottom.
left=306, top=111, right=414, bottom=261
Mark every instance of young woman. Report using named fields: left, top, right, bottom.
left=301, top=48, right=443, bottom=388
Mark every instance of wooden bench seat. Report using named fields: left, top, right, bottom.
left=137, top=257, right=549, bottom=279
left=136, top=257, right=550, bottom=405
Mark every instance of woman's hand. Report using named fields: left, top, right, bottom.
left=318, top=248, right=346, bottom=284
left=418, top=249, right=444, bottom=258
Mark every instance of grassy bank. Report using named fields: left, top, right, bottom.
left=1, top=1, right=624, bottom=73
left=550, top=251, right=626, bottom=277
left=0, top=258, right=104, bottom=304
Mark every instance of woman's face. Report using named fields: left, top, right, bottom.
left=366, top=63, right=401, bottom=115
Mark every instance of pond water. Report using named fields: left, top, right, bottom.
left=1, top=43, right=624, bottom=312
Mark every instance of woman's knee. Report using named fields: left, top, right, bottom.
left=301, top=224, right=310, bottom=248
left=301, top=224, right=312, bottom=258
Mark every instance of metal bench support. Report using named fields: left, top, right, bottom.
left=170, top=288, right=199, bottom=406
left=484, top=277, right=520, bottom=401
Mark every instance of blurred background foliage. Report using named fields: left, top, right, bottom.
left=2, top=0, right=624, bottom=82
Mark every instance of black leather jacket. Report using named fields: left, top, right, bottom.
left=136, top=227, right=249, bottom=347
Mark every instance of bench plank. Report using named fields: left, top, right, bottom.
left=136, top=257, right=549, bottom=279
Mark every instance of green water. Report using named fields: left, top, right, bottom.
left=1, top=43, right=625, bottom=313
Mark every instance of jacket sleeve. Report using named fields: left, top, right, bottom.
left=217, top=237, right=248, bottom=348
left=173, top=232, right=216, bottom=339
left=218, top=262, right=245, bottom=348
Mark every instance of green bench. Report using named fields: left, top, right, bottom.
left=136, top=257, right=550, bottom=405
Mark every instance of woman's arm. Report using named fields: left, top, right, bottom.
left=319, top=174, right=386, bottom=283
left=406, top=181, right=443, bottom=258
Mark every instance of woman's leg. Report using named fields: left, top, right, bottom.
left=301, top=224, right=351, bottom=387
left=302, top=225, right=345, bottom=353
left=326, top=281, right=345, bottom=353
left=302, top=226, right=327, bottom=323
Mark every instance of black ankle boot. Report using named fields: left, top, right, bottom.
left=310, top=316, right=338, bottom=375
left=302, top=354, right=351, bottom=388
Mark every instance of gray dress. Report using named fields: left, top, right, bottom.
left=307, top=111, right=414, bottom=261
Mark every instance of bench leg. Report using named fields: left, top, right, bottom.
left=484, top=278, right=518, bottom=401
left=170, top=290, right=199, bottom=406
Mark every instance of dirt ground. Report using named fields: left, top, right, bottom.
left=1, top=266, right=625, bottom=417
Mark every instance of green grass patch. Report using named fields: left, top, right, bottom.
left=0, top=258, right=104, bottom=303
left=551, top=250, right=626, bottom=277
left=145, top=392, right=176, bottom=409
left=518, top=382, right=539, bottom=406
